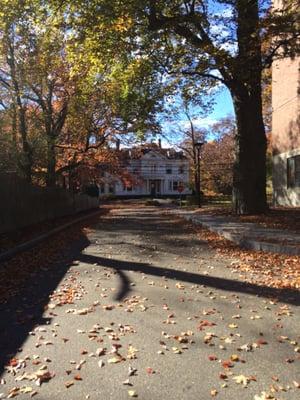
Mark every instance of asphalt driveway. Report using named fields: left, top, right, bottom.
left=0, top=204, right=299, bottom=399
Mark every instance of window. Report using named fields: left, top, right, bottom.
left=169, top=180, right=184, bottom=191
left=287, top=155, right=300, bottom=188
left=150, top=165, right=156, bottom=174
left=99, top=184, right=105, bottom=194
left=178, top=165, right=184, bottom=174
left=108, top=185, right=114, bottom=194
left=123, top=184, right=133, bottom=192
left=166, top=165, right=172, bottom=174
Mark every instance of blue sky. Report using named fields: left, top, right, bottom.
left=160, top=85, right=235, bottom=146
left=211, top=87, right=234, bottom=122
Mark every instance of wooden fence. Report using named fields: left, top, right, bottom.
left=0, top=174, right=99, bottom=234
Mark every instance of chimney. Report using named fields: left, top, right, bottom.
left=116, top=139, right=120, bottom=151
left=158, top=138, right=162, bottom=148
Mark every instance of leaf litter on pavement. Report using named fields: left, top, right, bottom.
left=1, top=205, right=299, bottom=399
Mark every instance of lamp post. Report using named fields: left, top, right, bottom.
left=194, top=141, right=204, bottom=207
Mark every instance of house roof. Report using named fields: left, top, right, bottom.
left=119, top=144, right=188, bottom=161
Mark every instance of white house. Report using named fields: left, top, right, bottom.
left=99, top=144, right=191, bottom=197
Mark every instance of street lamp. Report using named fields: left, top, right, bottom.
left=194, top=141, right=204, bottom=207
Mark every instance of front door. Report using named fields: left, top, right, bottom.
left=149, top=180, right=161, bottom=197
left=150, top=180, right=156, bottom=197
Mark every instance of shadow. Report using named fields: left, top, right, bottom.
left=0, top=234, right=90, bottom=376
left=90, top=214, right=210, bottom=257
left=1, top=204, right=298, bottom=381
left=78, top=253, right=300, bottom=306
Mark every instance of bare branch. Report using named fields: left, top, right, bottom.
left=181, top=69, right=226, bottom=84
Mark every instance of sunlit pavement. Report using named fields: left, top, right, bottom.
left=0, top=205, right=299, bottom=400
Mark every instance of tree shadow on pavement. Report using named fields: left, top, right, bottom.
left=78, top=253, right=300, bottom=306
left=0, top=235, right=90, bottom=377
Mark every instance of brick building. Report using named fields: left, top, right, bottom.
left=272, top=2, right=300, bottom=206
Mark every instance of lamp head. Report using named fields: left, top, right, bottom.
left=194, top=141, right=205, bottom=149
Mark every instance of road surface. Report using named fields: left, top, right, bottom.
left=0, top=204, right=299, bottom=399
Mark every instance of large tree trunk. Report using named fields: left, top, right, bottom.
left=231, top=85, right=267, bottom=214
left=229, top=0, right=267, bottom=215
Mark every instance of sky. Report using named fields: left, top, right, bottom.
left=181, top=87, right=235, bottom=131
left=159, top=86, right=235, bottom=147
left=210, top=87, right=234, bottom=123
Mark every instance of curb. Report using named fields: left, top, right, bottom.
left=171, top=211, right=300, bottom=256
left=0, top=209, right=103, bottom=264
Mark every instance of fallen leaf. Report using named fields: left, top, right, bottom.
left=146, top=367, right=155, bottom=375
left=20, top=386, right=33, bottom=394
left=232, top=374, right=255, bottom=387
left=254, top=392, right=275, bottom=400
left=230, top=354, right=239, bottom=362
left=222, top=360, right=234, bottom=369
left=108, top=356, right=123, bottom=364
left=256, top=339, right=268, bottom=346
left=128, top=366, right=137, bottom=376
left=175, top=283, right=185, bottom=290
left=232, top=375, right=248, bottom=386
left=96, top=348, right=106, bottom=356
left=219, top=373, right=228, bottom=380
left=172, top=347, right=182, bottom=354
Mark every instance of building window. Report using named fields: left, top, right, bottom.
left=168, top=180, right=184, bottom=191
left=287, top=155, right=300, bottom=188
left=123, top=184, right=133, bottom=192
left=150, top=165, right=156, bottom=174
left=99, top=184, right=105, bottom=194
left=166, top=165, right=172, bottom=174
left=172, top=181, right=179, bottom=191
left=178, top=165, right=184, bottom=174
left=108, top=185, right=114, bottom=194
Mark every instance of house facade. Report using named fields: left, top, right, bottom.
left=99, top=145, right=191, bottom=197
left=272, top=2, right=300, bottom=206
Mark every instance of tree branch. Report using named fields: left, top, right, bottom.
left=0, top=76, right=10, bottom=89
left=181, top=69, right=226, bottom=83
left=147, top=1, right=233, bottom=82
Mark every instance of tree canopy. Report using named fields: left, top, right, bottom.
left=0, top=0, right=298, bottom=212
left=0, top=0, right=167, bottom=187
